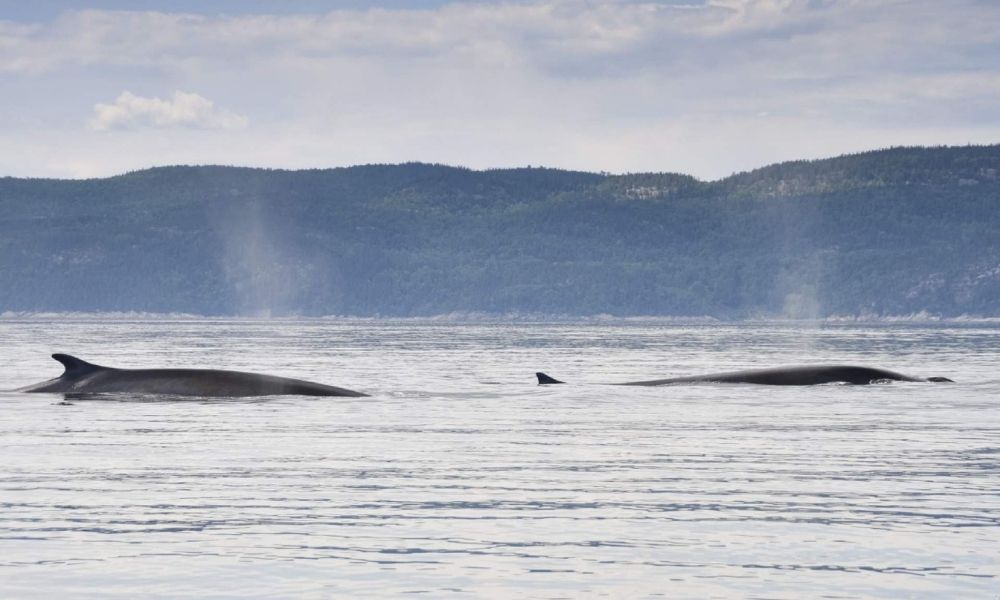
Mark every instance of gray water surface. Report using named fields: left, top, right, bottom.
left=1, top=319, right=998, bottom=599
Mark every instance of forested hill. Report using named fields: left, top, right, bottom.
left=2, top=145, right=999, bottom=318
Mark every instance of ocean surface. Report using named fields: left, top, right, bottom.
left=0, top=318, right=997, bottom=599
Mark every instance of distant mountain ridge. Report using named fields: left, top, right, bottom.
left=2, top=145, right=999, bottom=317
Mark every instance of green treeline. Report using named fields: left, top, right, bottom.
left=1, top=145, right=999, bottom=317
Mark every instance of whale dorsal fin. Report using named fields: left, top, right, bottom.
left=536, top=372, right=565, bottom=385
left=52, top=354, right=104, bottom=378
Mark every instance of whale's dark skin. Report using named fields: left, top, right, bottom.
left=536, top=365, right=953, bottom=386
left=18, top=354, right=368, bottom=397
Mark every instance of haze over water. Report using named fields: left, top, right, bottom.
left=1, top=318, right=997, bottom=598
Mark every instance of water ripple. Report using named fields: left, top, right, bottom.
left=1, top=320, right=998, bottom=598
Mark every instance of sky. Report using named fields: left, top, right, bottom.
left=1, top=0, right=998, bottom=180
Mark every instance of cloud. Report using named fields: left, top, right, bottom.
left=89, top=90, right=248, bottom=130
left=1, top=1, right=999, bottom=178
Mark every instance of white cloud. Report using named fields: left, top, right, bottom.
left=89, top=91, right=248, bottom=131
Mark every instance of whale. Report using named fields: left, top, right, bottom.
left=536, top=365, right=953, bottom=386
left=17, top=354, right=368, bottom=397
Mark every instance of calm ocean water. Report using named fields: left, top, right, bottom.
left=0, top=318, right=997, bottom=599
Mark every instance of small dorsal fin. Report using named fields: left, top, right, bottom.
left=536, top=372, right=565, bottom=385
left=52, top=354, right=104, bottom=378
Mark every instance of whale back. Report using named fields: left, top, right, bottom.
left=536, top=365, right=953, bottom=386
left=19, top=354, right=367, bottom=397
